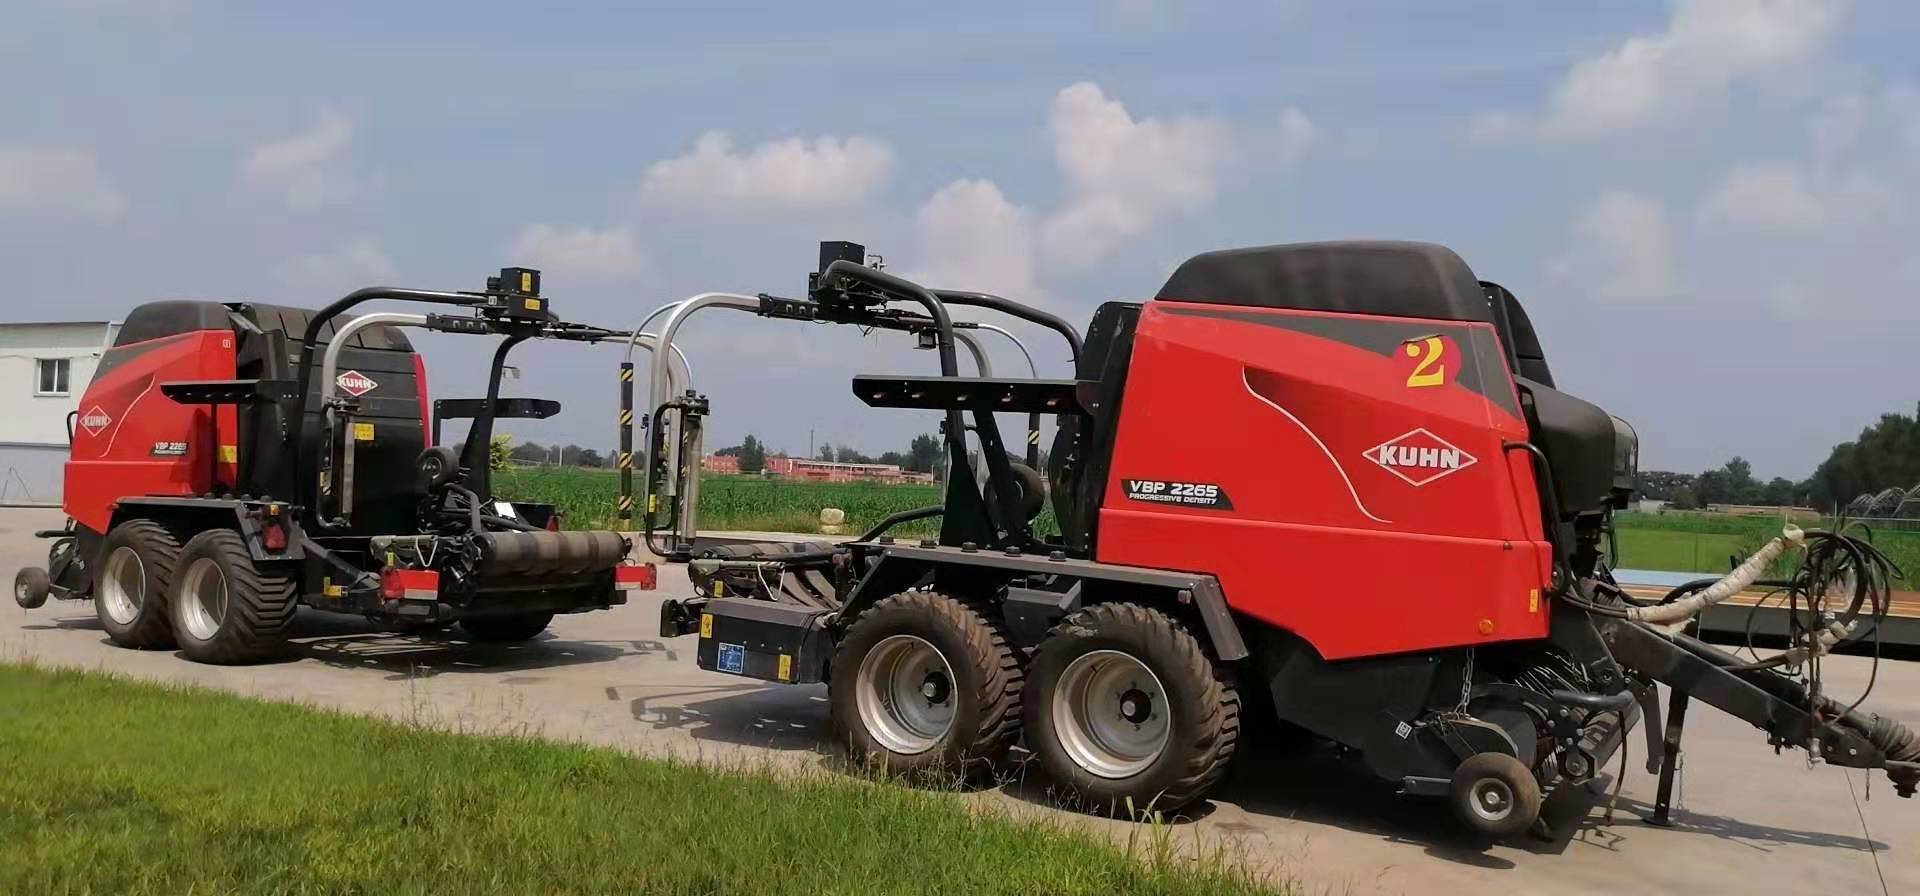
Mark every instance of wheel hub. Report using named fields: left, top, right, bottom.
left=1052, top=650, right=1172, bottom=780
left=855, top=634, right=958, bottom=756
left=920, top=671, right=951, bottom=704
left=1471, top=779, right=1514, bottom=821
left=99, top=546, right=145, bottom=626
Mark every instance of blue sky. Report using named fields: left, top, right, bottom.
left=3, top=0, right=1916, bottom=480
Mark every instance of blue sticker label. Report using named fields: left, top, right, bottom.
left=717, top=643, right=745, bottom=674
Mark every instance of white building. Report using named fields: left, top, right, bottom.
left=0, top=321, right=119, bottom=504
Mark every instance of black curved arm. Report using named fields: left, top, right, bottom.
left=932, top=290, right=1083, bottom=368
left=288, top=287, right=480, bottom=516
left=818, top=261, right=961, bottom=378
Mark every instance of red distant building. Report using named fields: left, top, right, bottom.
left=763, top=455, right=914, bottom=483
left=701, top=453, right=741, bottom=474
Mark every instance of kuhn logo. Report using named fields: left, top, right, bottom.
left=79, top=406, right=112, bottom=436
left=335, top=370, right=378, bottom=397
left=1363, top=428, right=1477, bottom=487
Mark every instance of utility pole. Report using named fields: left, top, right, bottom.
left=809, top=428, right=815, bottom=458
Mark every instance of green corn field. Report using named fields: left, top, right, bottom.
left=497, top=467, right=946, bottom=534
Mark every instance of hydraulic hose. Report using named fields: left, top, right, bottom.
left=1626, top=525, right=1805, bottom=625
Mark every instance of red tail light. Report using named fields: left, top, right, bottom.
left=381, top=567, right=440, bottom=600
left=546, top=512, right=560, bottom=532
left=261, top=520, right=287, bottom=551
left=615, top=563, right=657, bottom=591
left=410, top=352, right=431, bottom=440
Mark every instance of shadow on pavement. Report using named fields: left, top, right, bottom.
left=285, top=611, right=635, bottom=680
left=606, top=680, right=832, bottom=754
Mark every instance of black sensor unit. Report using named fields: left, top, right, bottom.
left=481, top=266, right=549, bottom=321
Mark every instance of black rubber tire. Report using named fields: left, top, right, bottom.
left=14, top=567, right=50, bottom=609
left=94, top=520, right=182, bottom=649
left=459, top=613, right=554, bottom=643
left=1023, top=602, right=1240, bottom=816
left=1007, top=462, right=1048, bottom=521
left=1449, top=752, right=1543, bottom=839
left=170, top=529, right=298, bottom=664
left=829, top=591, right=1023, bottom=777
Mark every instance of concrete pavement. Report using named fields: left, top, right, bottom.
left=3, top=507, right=1913, bottom=894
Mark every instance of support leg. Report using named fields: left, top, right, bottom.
left=1645, top=689, right=1690, bottom=827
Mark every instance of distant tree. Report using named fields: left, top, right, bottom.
left=1691, top=457, right=1760, bottom=507
left=877, top=450, right=908, bottom=467
left=577, top=448, right=605, bottom=468
left=1807, top=404, right=1920, bottom=510
left=1694, top=469, right=1733, bottom=507
left=817, top=442, right=837, bottom=462
left=488, top=434, right=514, bottom=471
left=836, top=445, right=875, bottom=464
left=713, top=444, right=744, bottom=457
left=510, top=441, right=548, bottom=464
left=1669, top=485, right=1700, bottom=510
left=905, top=433, right=942, bottom=474
left=1723, top=456, right=1756, bottom=503
left=738, top=435, right=767, bottom=474
left=1758, top=476, right=1797, bottom=507
left=1633, top=470, right=1695, bottom=501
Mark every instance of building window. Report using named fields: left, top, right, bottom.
left=36, top=358, right=70, bottom=396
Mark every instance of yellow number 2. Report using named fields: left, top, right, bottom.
left=1405, top=336, right=1446, bottom=388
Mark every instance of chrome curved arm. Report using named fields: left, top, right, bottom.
left=321, top=313, right=430, bottom=408
left=969, top=323, right=1038, bottom=378
left=954, top=330, right=993, bottom=377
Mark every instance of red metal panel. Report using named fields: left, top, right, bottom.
left=1095, top=301, right=1552, bottom=660
left=62, top=330, right=238, bottom=533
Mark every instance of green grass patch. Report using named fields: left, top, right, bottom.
left=498, top=467, right=1056, bottom=539
left=0, top=663, right=1276, bottom=896
left=1612, top=512, right=1920, bottom=579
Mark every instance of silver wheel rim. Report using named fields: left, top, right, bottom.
left=100, top=546, right=145, bottom=625
left=855, top=635, right=957, bottom=755
left=1469, top=778, right=1515, bottom=823
left=178, top=556, right=228, bottom=642
left=1053, top=649, right=1171, bottom=779
left=14, top=577, right=30, bottom=603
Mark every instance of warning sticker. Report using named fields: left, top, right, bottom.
left=1121, top=479, right=1233, bottom=509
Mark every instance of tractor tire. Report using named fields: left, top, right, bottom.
left=459, top=613, right=553, bottom=643
left=1024, top=602, right=1239, bottom=816
left=14, top=567, right=50, bottom=609
left=1449, top=752, right=1543, bottom=840
left=94, top=520, right=182, bottom=650
left=169, top=529, right=298, bottom=665
left=829, top=591, right=1023, bottom=778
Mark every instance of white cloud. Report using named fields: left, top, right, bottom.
left=1479, top=0, right=1846, bottom=140
left=507, top=224, right=649, bottom=282
left=0, top=143, right=125, bottom=220
left=273, top=237, right=395, bottom=297
left=1701, top=161, right=1826, bottom=231
left=1039, top=82, right=1246, bottom=267
left=639, top=131, right=894, bottom=209
left=1684, top=83, right=1920, bottom=320
left=243, top=110, right=357, bottom=210
left=1548, top=192, right=1673, bottom=303
left=909, top=179, right=1042, bottom=303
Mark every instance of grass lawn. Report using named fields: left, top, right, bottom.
left=1613, top=529, right=1753, bottom=574
left=0, top=664, right=1277, bottom=896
